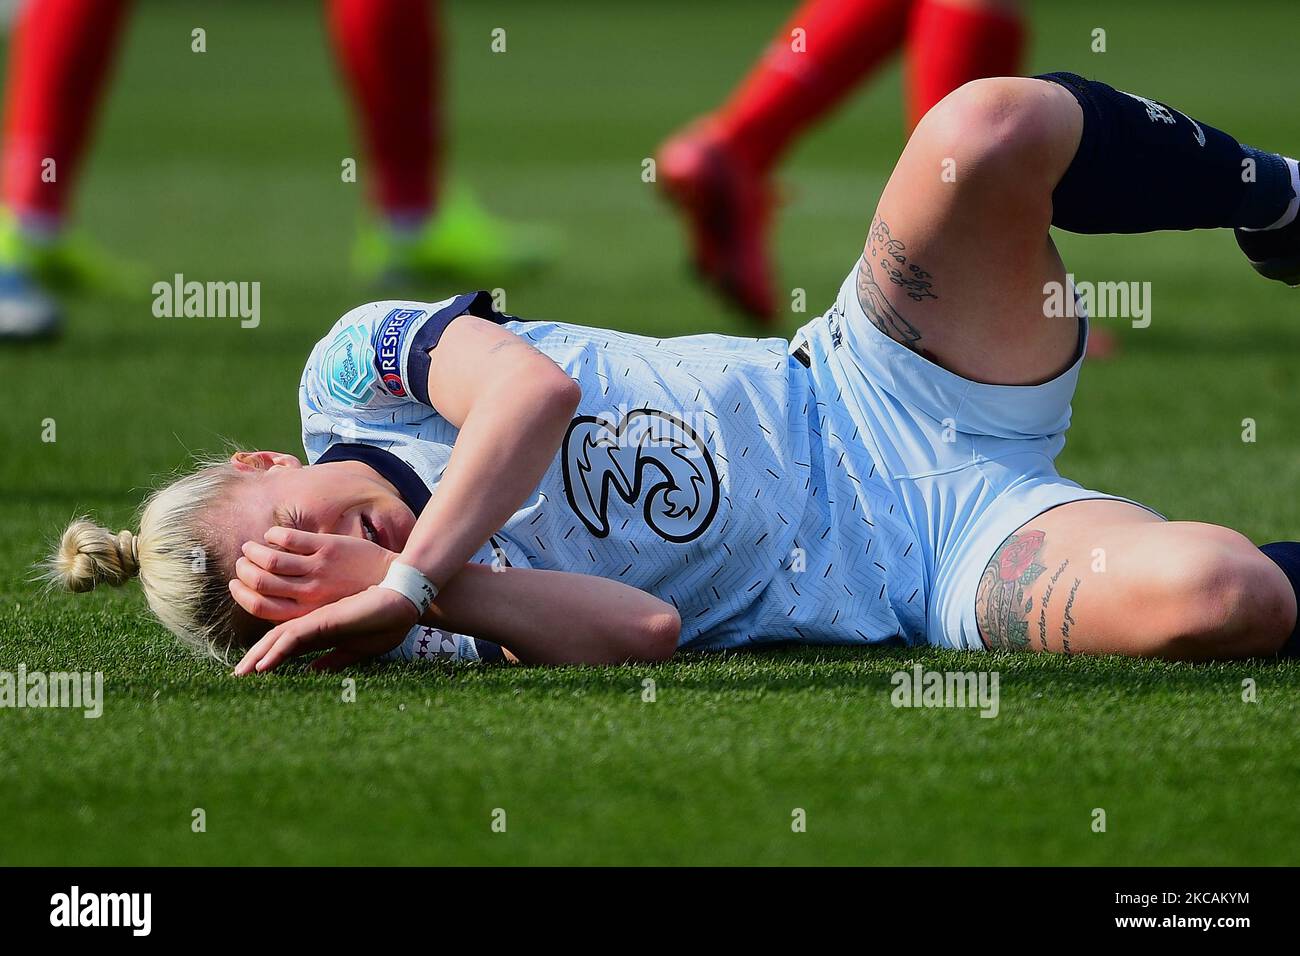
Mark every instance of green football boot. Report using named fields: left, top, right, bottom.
left=354, top=185, right=555, bottom=289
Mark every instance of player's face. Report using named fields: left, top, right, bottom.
left=223, top=452, right=417, bottom=555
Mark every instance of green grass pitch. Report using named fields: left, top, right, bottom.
left=2, top=0, right=1299, bottom=865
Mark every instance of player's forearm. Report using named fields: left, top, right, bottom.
left=423, top=564, right=680, bottom=665
left=398, top=371, right=580, bottom=588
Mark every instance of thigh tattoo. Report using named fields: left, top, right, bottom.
left=856, top=216, right=937, bottom=350
left=977, top=528, right=1076, bottom=655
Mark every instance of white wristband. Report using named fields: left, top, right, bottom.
left=378, top=561, right=439, bottom=615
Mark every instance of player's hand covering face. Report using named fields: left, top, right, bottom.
left=225, top=451, right=417, bottom=558
left=233, top=585, right=419, bottom=675
left=229, top=528, right=396, bottom=623
left=221, top=452, right=420, bottom=669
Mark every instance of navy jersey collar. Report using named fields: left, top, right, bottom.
left=316, top=443, right=431, bottom=515
left=407, top=290, right=511, bottom=406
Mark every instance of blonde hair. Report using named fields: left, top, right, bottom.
left=46, top=459, right=252, bottom=658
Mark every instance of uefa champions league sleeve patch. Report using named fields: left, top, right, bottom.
left=321, top=324, right=379, bottom=405
left=371, top=307, right=426, bottom=397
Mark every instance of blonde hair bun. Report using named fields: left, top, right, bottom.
left=48, top=518, right=141, bottom=592
left=44, top=459, right=247, bottom=658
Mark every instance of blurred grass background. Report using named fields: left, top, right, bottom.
left=0, top=0, right=1297, bottom=865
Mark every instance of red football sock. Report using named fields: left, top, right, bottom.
left=711, top=0, right=913, bottom=174
left=905, top=0, right=1026, bottom=132
left=327, top=0, right=440, bottom=220
left=1, top=0, right=131, bottom=223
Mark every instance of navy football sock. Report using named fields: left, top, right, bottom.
left=1037, top=72, right=1297, bottom=234
left=1259, top=542, right=1300, bottom=657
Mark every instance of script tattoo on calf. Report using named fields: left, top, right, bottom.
left=976, top=529, right=1050, bottom=651
left=856, top=216, right=936, bottom=350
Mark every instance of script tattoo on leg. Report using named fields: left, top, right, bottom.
left=856, top=216, right=937, bottom=351
left=1060, top=577, right=1083, bottom=656
left=1038, top=559, right=1070, bottom=651
left=976, top=529, right=1049, bottom=651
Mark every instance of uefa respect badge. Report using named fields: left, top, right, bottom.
left=372, top=307, right=426, bottom=397
left=322, top=324, right=378, bottom=405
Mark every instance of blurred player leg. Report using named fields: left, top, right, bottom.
left=691, top=0, right=913, bottom=178
left=0, top=0, right=132, bottom=339
left=903, top=0, right=1024, bottom=132
left=327, top=0, right=437, bottom=224
left=658, top=0, right=913, bottom=323
left=327, top=0, right=549, bottom=287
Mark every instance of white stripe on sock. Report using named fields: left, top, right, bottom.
left=1263, top=157, right=1300, bottom=231
left=1240, top=156, right=1300, bottom=232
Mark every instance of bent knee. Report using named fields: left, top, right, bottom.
left=1150, top=535, right=1292, bottom=658
left=914, top=77, right=1078, bottom=202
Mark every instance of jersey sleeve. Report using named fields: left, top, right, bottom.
left=305, top=290, right=511, bottom=415
left=378, top=625, right=507, bottom=665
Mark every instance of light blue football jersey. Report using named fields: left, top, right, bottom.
left=299, top=292, right=923, bottom=650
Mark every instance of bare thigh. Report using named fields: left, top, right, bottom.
left=975, top=499, right=1294, bottom=659
left=863, top=77, right=1084, bottom=384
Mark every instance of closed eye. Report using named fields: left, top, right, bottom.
left=272, top=505, right=301, bottom=530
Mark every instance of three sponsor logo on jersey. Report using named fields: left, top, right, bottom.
left=561, top=408, right=721, bottom=543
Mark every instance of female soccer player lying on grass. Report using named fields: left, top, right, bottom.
left=51, top=73, right=1300, bottom=670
